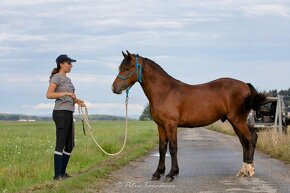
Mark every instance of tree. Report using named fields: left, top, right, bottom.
left=139, top=103, right=152, bottom=121
left=267, top=89, right=290, bottom=97
left=268, top=89, right=277, bottom=97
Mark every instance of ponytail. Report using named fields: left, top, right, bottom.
left=49, top=64, right=61, bottom=80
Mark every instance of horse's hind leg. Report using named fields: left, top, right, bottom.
left=246, top=127, right=258, bottom=176
left=229, top=120, right=256, bottom=177
left=152, top=125, right=168, bottom=181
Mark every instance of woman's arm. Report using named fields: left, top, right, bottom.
left=46, top=82, right=76, bottom=100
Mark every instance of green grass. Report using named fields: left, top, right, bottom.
left=207, top=121, right=290, bottom=164
left=0, top=121, right=158, bottom=193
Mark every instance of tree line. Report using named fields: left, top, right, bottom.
left=266, top=88, right=290, bottom=97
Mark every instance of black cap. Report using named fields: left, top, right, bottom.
left=56, top=54, right=76, bottom=64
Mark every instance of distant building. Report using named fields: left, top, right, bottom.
left=18, top=119, right=36, bottom=122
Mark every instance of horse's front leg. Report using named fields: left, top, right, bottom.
left=152, top=125, right=168, bottom=181
left=164, top=126, right=179, bottom=182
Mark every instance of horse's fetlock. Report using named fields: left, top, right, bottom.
left=175, top=168, right=179, bottom=175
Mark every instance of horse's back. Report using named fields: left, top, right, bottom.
left=180, top=77, right=250, bottom=99
left=176, top=77, right=251, bottom=127
left=199, top=77, right=248, bottom=90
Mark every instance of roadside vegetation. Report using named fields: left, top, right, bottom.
left=207, top=121, right=290, bottom=164
left=0, top=121, right=158, bottom=193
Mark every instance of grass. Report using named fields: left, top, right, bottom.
left=207, top=121, right=290, bottom=164
left=256, top=128, right=290, bottom=163
left=0, top=121, right=158, bottom=193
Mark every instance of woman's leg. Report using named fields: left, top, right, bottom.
left=61, top=111, right=74, bottom=176
left=53, top=110, right=70, bottom=179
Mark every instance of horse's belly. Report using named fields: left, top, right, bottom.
left=178, top=108, right=224, bottom=128
left=179, top=119, right=217, bottom=128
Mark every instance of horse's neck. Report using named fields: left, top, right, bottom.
left=140, top=61, right=177, bottom=105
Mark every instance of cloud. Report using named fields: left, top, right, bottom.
left=22, top=102, right=145, bottom=116
left=0, top=33, right=47, bottom=42
left=85, top=102, right=143, bottom=111
left=183, top=12, right=233, bottom=22
left=70, top=74, right=115, bottom=84
left=84, top=102, right=144, bottom=116
left=2, top=0, right=57, bottom=5
left=0, top=72, right=114, bottom=86
left=242, top=4, right=290, bottom=17
left=22, top=103, right=54, bottom=110
left=179, top=1, right=290, bottom=18
left=4, top=75, right=48, bottom=83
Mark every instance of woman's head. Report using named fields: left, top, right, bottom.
left=50, top=55, right=76, bottom=79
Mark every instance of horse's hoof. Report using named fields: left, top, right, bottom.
left=236, top=162, right=247, bottom=177
left=164, top=176, right=174, bottom=182
left=248, top=170, right=255, bottom=177
left=151, top=176, right=161, bottom=181
left=236, top=171, right=247, bottom=177
left=236, top=163, right=255, bottom=177
left=247, top=165, right=255, bottom=177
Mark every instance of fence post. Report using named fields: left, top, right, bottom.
left=274, top=95, right=282, bottom=134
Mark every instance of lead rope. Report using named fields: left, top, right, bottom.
left=78, top=95, right=129, bottom=156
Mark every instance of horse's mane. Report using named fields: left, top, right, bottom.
left=143, top=57, right=173, bottom=78
left=119, top=54, right=176, bottom=81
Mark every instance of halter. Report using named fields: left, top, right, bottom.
left=117, top=55, right=142, bottom=98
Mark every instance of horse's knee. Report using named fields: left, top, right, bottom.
left=159, top=142, right=167, bottom=154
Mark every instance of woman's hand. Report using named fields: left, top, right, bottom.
left=76, top=99, right=86, bottom=107
left=66, top=93, right=77, bottom=101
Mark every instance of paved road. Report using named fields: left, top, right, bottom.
left=99, top=127, right=290, bottom=193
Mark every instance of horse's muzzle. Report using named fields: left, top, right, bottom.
left=112, top=85, right=122, bottom=94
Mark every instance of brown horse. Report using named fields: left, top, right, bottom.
left=112, top=51, right=267, bottom=182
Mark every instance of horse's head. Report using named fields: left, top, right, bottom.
left=112, top=50, right=142, bottom=94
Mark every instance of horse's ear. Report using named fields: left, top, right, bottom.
left=122, top=51, right=127, bottom=58
left=126, top=50, right=133, bottom=60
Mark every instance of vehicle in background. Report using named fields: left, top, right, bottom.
left=286, top=106, right=290, bottom=125
left=247, top=96, right=288, bottom=133
left=283, top=96, right=290, bottom=124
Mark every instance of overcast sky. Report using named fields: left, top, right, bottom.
left=0, top=0, right=290, bottom=117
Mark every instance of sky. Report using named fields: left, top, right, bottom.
left=0, top=0, right=290, bottom=117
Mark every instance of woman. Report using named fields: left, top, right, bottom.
left=46, top=54, right=85, bottom=180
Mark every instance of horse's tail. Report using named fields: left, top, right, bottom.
left=244, top=83, right=267, bottom=111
